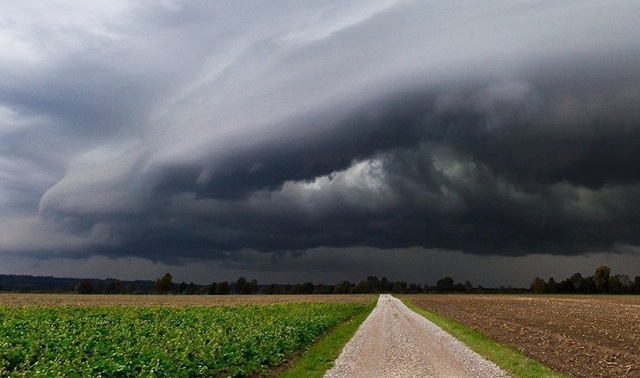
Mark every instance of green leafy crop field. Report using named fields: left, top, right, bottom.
left=0, top=303, right=365, bottom=377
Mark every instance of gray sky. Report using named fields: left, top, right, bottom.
left=1, top=0, right=640, bottom=287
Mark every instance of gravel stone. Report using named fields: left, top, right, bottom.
left=324, top=294, right=510, bottom=378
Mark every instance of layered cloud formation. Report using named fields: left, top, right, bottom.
left=2, top=1, right=640, bottom=264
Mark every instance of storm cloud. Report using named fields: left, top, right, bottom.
left=2, top=1, right=640, bottom=282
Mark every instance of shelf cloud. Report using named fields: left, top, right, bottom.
left=2, top=1, right=640, bottom=283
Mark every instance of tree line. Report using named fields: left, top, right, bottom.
left=4, top=266, right=638, bottom=295
left=153, top=274, right=524, bottom=295
left=530, top=265, right=640, bottom=294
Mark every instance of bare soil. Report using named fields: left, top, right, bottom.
left=0, top=293, right=375, bottom=307
left=403, top=294, right=640, bottom=377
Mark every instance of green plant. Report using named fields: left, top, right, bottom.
left=0, top=303, right=364, bottom=377
left=278, top=299, right=376, bottom=377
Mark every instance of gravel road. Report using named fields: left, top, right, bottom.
left=324, top=294, right=509, bottom=378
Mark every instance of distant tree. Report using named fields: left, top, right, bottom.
left=634, top=276, right=640, bottom=294
left=314, top=284, right=333, bottom=294
left=579, top=276, right=596, bottom=293
left=231, top=277, right=258, bottom=294
left=263, top=283, right=280, bottom=295
left=248, top=279, right=258, bottom=294
left=74, top=279, right=94, bottom=294
left=353, top=279, right=369, bottom=294
left=546, top=277, right=558, bottom=294
left=289, top=283, right=303, bottom=294
left=570, top=273, right=583, bottom=292
left=102, top=280, right=126, bottom=294
left=104, top=281, right=115, bottom=294
left=463, top=280, right=474, bottom=292
left=391, top=281, right=407, bottom=294
left=178, top=281, right=188, bottom=294
left=334, top=281, right=353, bottom=294
left=380, top=277, right=392, bottom=293
left=594, top=266, right=611, bottom=293
left=216, top=281, right=231, bottom=295
left=126, top=282, right=137, bottom=294
left=408, top=283, right=422, bottom=294
left=531, top=277, right=547, bottom=294
left=557, top=279, right=575, bottom=293
left=453, top=282, right=466, bottom=293
left=435, top=277, right=454, bottom=292
left=612, top=274, right=633, bottom=294
left=234, top=277, right=247, bottom=294
left=301, top=282, right=315, bottom=294
left=154, top=273, right=173, bottom=294
left=367, top=276, right=382, bottom=293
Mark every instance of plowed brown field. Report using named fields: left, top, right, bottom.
left=403, top=294, right=640, bottom=378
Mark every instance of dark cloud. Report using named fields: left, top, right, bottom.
left=1, top=1, right=640, bottom=281
left=128, top=68, right=640, bottom=258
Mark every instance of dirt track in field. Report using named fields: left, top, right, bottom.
left=324, top=295, right=508, bottom=378
left=0, top=293, right=374, bottom=307
left=404, top=294, right=640, bottom=377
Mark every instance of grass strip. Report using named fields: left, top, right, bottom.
left=277, top=298, right=377, bottom=378
left=401, top=298, right=566, bottom=378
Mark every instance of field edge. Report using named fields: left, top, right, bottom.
left=276, top=298, right=377, bottom=378
left=400, top=297, right=566, bottom=378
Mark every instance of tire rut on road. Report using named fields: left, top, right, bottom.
left=324, top=294, right=509, bottom=378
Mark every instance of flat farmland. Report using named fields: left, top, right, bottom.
left=0, top=294, right=374, bottom=377
left=0, top=293, right=374, bottom=307
left=403, top=294, right=640, bottom=377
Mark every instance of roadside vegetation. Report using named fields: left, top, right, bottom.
left=278, top=299, right=376, bottom=378
left=401, top=298, right=565, bottom=378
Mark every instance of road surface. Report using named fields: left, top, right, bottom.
left=324, top=294, right=509, bottom=378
